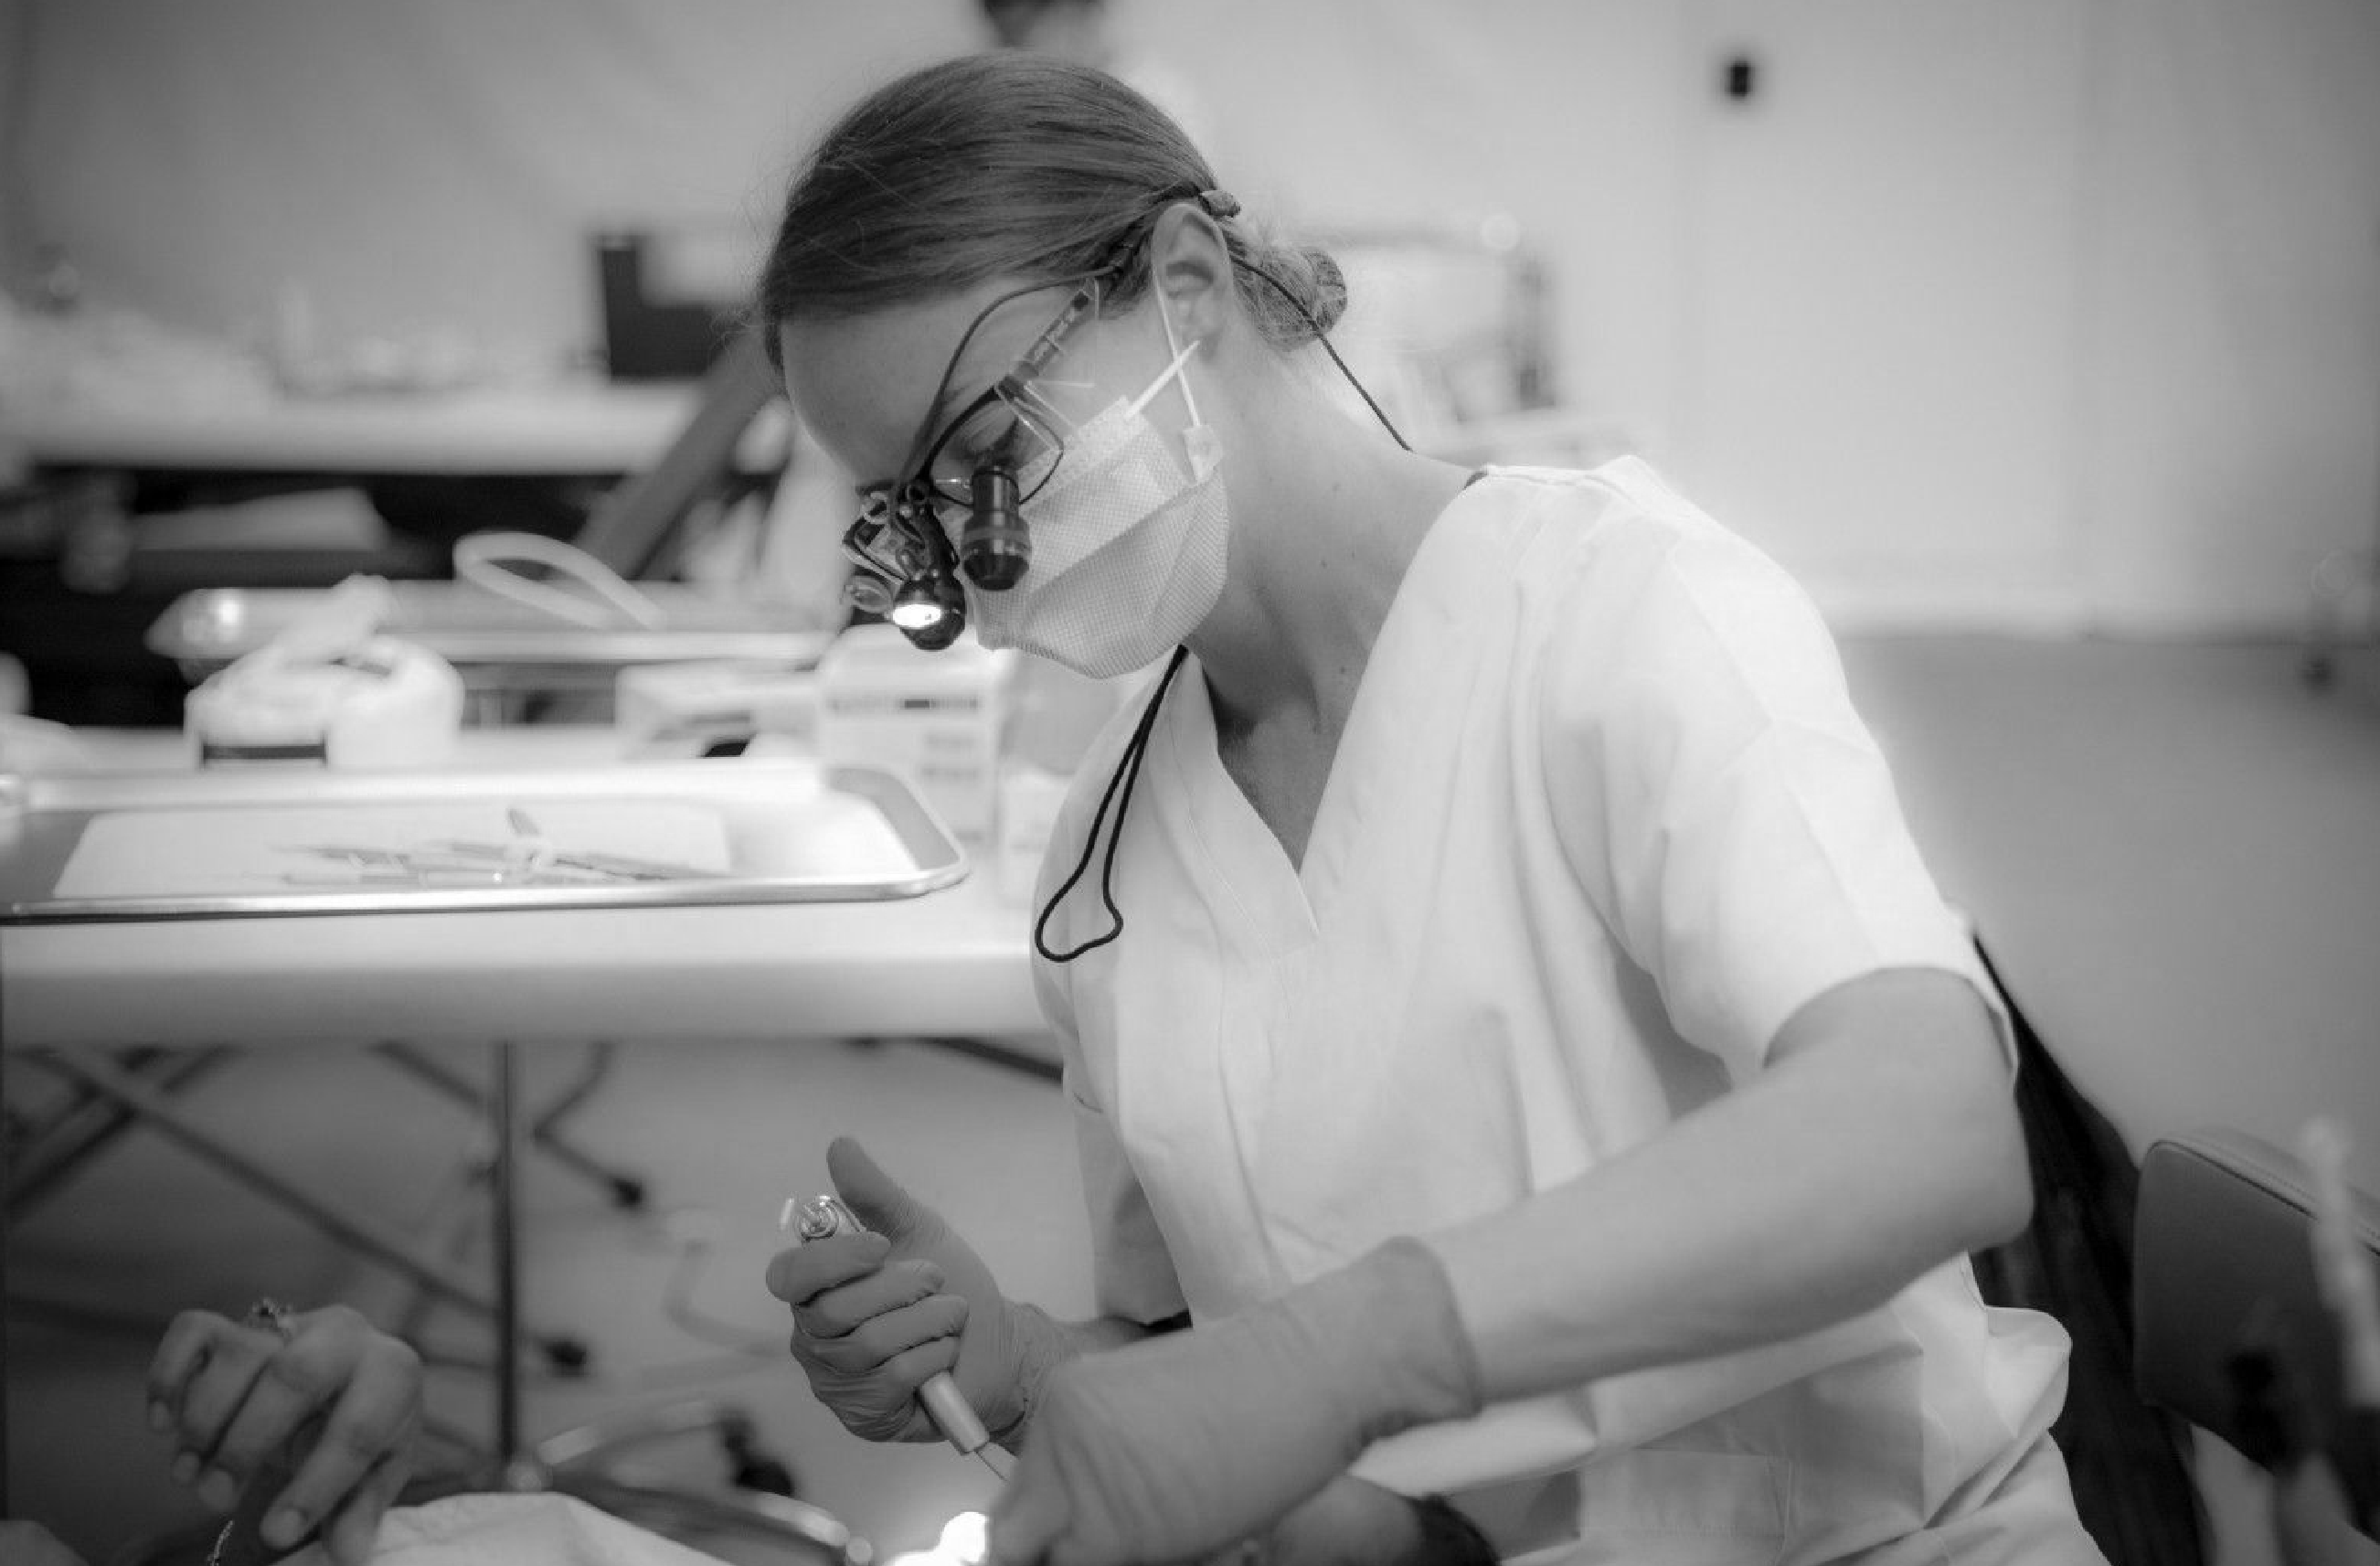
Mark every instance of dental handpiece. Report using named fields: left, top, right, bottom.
left=782, top=1193, right=1007, bottom=1479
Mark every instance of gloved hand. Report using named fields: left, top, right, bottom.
left=1199, top=1476, right=1479, bottom=1566
left=986, top=1237, right=1484, bottom=1566
left=765, top=1135, right=1068, bottom=1447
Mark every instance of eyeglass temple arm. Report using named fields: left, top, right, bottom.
left=877, top=273, right=1104, bottom=577
left=997, top=282, right=1100, bottom=401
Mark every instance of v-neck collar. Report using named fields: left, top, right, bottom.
left=1155, top=475, right=1490, bottom=953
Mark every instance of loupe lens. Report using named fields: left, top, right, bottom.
left=961, top=468, right=1029, bottom=590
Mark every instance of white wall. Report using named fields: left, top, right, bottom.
left=2077, top=0, right=2380, bottom=634
left=1666, top=2, right=2098, bottom=631
left=8, top=1, right=978, bottom=369
left=10, top=0, right=2378, bottom=633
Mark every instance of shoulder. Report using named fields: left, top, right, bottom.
left=1486, top=458, right=1844, bottom=730
left=1473, top=457, right=1801, bottom=606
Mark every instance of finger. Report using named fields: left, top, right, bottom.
left=173, top=1330, right=282, bottom=1479
left=147, top=1310, right=233, bottom=1433
left=807, top=1335, right=964, bottom=1443
left=875, top=1335, right=964, bottom=1398
left=258, top=1345, right=421, bottom=1548
left=792, top=1292, right=968, bottom=1379
left=205, top=1330, right=364, bottom=1489
left=313, top=1440, right=413, bottom=1566
left=790, top=1257, right=946, bottom=1339
left=0, top=1521, right=89, bottom=1566
left=763, top=1230, right=893, bottom=1305
left=827, top=1136, right=938, bottom=1242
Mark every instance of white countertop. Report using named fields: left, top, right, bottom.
left=10, top=382, right=788, bottom=475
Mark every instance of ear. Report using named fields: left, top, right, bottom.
left=1145, top=201, right=1234, bottom=345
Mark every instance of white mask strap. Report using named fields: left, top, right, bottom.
left=1129, top=290, right=1204, bottom=426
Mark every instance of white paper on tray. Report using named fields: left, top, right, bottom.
left=55, top=799, right=736, bottom=899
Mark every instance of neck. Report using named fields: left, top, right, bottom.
left=1188, top=372, right=1471, bottom=736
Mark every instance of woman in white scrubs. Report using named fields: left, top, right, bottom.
left=760, top=51, right=2108, bottom=1566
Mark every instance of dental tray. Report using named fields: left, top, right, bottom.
left=148, top=583, right=834, bottom=688
left=0, top=759, right=964, bottom=922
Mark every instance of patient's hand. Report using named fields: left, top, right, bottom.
left=148, top=1304, right=424, bottom=1566
left=0, top=1520, right=90, bottom=1566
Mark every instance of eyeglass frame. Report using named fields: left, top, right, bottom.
left=841, top=272, right=1110, bottom=605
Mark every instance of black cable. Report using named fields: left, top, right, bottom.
left=1033, top=648, right=1189, bottom=963
left=1236, top=259, right=1411, bottom=452
left=1131, top=181, right=1412, bottom=451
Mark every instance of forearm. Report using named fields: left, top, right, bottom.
left=995, top=1305, right=1171, bottom=1451
left=1428, top=969, right=2031, bottom=1402
left=1044, top=1308, right=1168, bottom=1358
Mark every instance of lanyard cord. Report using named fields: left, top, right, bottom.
left=1033, top=646, right=1191, bottom=964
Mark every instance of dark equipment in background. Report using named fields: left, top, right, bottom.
left=595, top=231, right=750, bottom=383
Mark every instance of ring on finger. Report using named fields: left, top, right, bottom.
left=241, top=1296, right=299, bottom=1343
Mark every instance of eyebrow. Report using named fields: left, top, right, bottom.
left=852, top=276, right=1092, bottom=495
left=855, top=377, right=969, bottom=495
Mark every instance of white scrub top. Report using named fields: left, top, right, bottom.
left=1032, top=460, right=2094, bottom=1565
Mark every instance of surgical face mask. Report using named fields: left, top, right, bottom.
left=964, top=295, right=1227, bottom=679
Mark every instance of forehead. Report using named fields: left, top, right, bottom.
left=778, top=281, right=1063, bottom=489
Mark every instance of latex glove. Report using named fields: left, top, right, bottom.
left=765, top=1135, right=1069, bottom=1447
left=1204, top=1477, right=1465, bottom=1565
left=147, top=1304, right=424, bottom=1566
left=987, top=1238, right=1483, bottom=1566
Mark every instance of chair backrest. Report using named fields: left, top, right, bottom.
left=2133, top=1126, right=2380, bottom=1537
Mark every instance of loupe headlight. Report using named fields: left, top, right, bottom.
left=843, top=485, right=973, bottom=649
left=889, top=570, right=967, bottom=649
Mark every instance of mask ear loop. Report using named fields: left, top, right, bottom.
left=1138, top=287, right=1217, bottom=478
left=1123, top=336, right=1200, bottom=421
left=1034, top=646, right=1190, bottom=964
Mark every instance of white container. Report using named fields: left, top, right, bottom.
left=615, top=659, right=819, bottom=756
left=814, top=625, right=1015, bottom=850
left=185, top=634, right=462, bottom=769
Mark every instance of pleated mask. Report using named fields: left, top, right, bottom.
left=965, top=292, right=1227, bottom=678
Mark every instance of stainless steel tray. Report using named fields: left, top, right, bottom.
left=148, top=583, right=834, bottom=683
left=0, top=759, right=964, bottom=922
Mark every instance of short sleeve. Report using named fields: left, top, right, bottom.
left=1538, top=506, right=2011, bottom=1079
